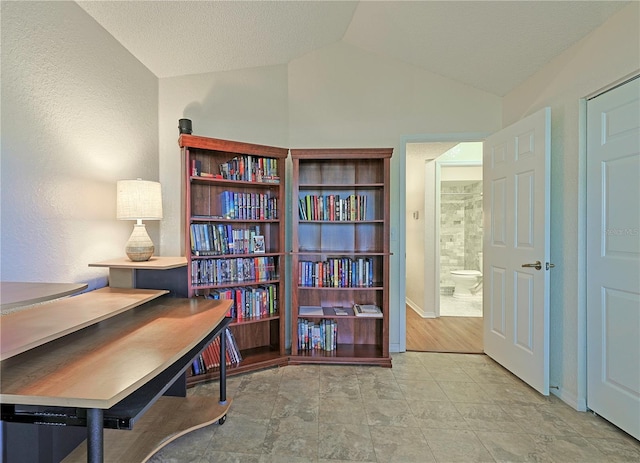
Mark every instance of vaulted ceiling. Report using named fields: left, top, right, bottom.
left=77, top=1, right=629, bottom=97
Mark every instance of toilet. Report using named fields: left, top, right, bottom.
left=450, top=252, right=483, bottom=298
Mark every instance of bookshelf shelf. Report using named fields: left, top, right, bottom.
left=290, top=148, right=393, bottom=367
left=288, top=344, right=388, bottom=366
left=229, top=312, right=281, bottom=326
left=190, top=177, right=280, bottom=186
left=179, top=134, right=289, bottom=383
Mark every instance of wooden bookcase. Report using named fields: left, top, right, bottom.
left=179, top=134, right=289, bottom=384
left=289, top=148, right=393, bottom=367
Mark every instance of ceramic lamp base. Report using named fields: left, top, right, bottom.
left=125, top=224, right=154, bottom=262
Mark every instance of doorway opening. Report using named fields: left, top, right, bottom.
left=438, top=146, right=483, bottom=317
left=405, top=140, right=484, bottom=353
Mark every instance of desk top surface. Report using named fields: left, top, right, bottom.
left=1, top=295, right=231, bottom=409
left=0, top=282, right=88, bottom=312
left=0, top=287, right=168, bottom=361
left=88, top=256, right=187, bottom=270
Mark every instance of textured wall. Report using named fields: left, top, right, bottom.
left=405, top=152, right=427, bottom=311
left=1, top=2, right=158, bottom=288
left=158, top=65, right=290, bottom=258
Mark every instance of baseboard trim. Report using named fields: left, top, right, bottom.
left=551, top=386, right=587, bottom=412
left=405, top=298, right=436, bottom=318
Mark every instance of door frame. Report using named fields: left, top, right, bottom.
left=399, top=132, right=488, bottom=349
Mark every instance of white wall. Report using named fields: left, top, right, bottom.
left=288, top=42, right=501, bottom=148
left=405, top=151, right=428, bottom=314
left=158, top=65, right=290, bottom=257
left=440, top=166, right=482, bottom=182
left=0, top=2, right=159, bottom=288
left=502, top=2, right=640, bottom=410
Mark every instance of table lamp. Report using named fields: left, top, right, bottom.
left=116, top=179, right=163, bottom=261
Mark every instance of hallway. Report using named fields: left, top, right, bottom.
left=406, top=306, right=483, bottom=353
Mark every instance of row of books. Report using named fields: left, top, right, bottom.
left=190, top=223, right=264, bottom=256
left=297, top=318, right=338, bottom=351
left=298, top=194, right=368, bottom=221
left=191, top=256, right=278, bottom=286
left=208, top=285, right=278, bottom=320
left=191, top=328, right=242, bottom=375
left=219, top=155, right=279, bottom=183
left=299, top=257, right=374, bottom=288
left=220, top=191, right=278, bottom=220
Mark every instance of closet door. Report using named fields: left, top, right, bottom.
left=586, top=76, right=640, bottom=440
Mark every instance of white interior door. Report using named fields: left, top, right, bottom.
left=483, top=107, right=551, bottom=395
left=586, top=76, right=640, bottom=440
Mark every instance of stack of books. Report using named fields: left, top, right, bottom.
left=191, top=328, right=242, bottom=375
left=352, top=303, right=382, bottom=318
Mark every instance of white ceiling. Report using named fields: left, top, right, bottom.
left=77, top=1, right=629, bottom=97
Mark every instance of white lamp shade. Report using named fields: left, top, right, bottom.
left=116, top=179, right=163, bottom=220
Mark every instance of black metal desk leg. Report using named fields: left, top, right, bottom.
left=219, top=329, right=227, bottom=405
left=87, top=408, right=104, bottom=463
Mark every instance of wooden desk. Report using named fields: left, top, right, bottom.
left=0, top=282, right=88, bottom=313
left=1, top=289, right=232, bottom=462
left=89, top=257, right=187, bottom=289
left=1, top=287, right=167, bottom=361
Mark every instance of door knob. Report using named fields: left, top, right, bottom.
left=521, top=261, right=542, bottom=270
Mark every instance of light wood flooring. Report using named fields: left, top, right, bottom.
left=406, top=305, right=483, bottom=353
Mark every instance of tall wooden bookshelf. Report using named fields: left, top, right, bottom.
left=179, top=134, right=289, bottom=384
left=289, top=148, right=393, bottom=367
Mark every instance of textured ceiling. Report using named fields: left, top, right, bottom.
left=77, top=1, right=630, bottom=96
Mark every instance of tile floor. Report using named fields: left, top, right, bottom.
left=440, top=294, right=483, bottom=317
left=150, top=352, right=639, bottom=462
